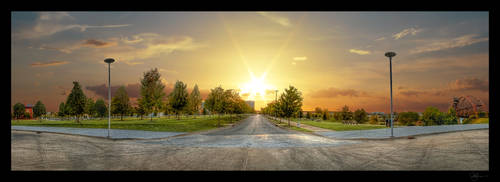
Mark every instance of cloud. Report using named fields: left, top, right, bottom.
left=392, top=27, right=422, bottom=40
left=399, top=90, right=426, bottom=97
left=37, top=39, right=117, bottom=54
left=449, top=77, right=488, bottom=92
left=309, top=87, right=367, bottom=98
left=31, top=61, right=69, bottom=67
left=85, top=83, right=142, bottom=100
left=375, top=37, right=386, bottom=41
left=349, top=49, right=371, bottom=55
left=82, top=39, right=116, bottom=48
left=410, top=34, right=488, bottom=54
left=15, top=12, right=131, bottom=39
left=257, top=12, right=291, bottom=27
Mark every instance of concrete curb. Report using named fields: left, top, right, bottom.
left=318, top=128, right=489, bottom=141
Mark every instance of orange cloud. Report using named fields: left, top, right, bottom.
left=31, top=61, right=69, bottom=67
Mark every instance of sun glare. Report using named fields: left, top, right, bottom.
left=240, top=73, right=273, bottom=100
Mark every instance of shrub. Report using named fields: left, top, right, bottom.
left=397, top=112, right=419, bottom=126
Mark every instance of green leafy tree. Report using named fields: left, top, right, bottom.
left=322, top=108, right=329, bottom=120
left=422, top=106, right=444, bottom=126
left=353, top=108, right=368, bottom=123
left=314, top=107, right=322, bottom=119
left=94, top=99, right=108, bottom=119
left=188, top=84, right=202, bottom=117
left=169, top=80, right=189, bottom=119
left=111, top=86, right=130, bottom=121
left=24, top=112, right=31, bottom=119
left=340, top=105, right=353, bottom=121
left=369, top=114, right=379, bottom=124
left=202, top=107, right=208, bottom=115
left=298, top=110, right=303, bottom=119
left=84, top=98, right=95, bottom=118
left=444, top=107, right=458, bottom=125
left=136, top=103, right=146, bottom=120
left=139, top=68, right=166, bottom=121
left=397, top=112, right=420, bottom=126
left=278, top=85, right=303, bottom=127
left=33, top=100, right=47, bottom=120
left=205, top=86, right=227, bottom=127
left=58, top=102, right=66, bottom=117
left=13, top=103, right=25, bottom=120
left=66, top=81, right=87, bottom=123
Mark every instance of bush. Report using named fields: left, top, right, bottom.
left=415, top=121, right=424, bottom=126
left=397, top=112, right=419, bottom=126
left=24, top=112, right=31, bottom=119
left=478, top=111, right=487, bottom=118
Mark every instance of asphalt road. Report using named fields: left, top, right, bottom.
left=11, top=115, right=489, bottom=170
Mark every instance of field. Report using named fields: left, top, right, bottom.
left=11, top=114, right=250, bottom=132
left=292, top=119, right=387, bottom=131
left=266, top=117, right=313, bottom=133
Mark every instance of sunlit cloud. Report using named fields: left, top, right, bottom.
left=410, top=34, right=488, bottom=54
left=257, top=12, right=291, bottom=27
left=392, top=27, right=422, bottom=40
left=349, top=49, right=371, bottom=55
left=15, top=12, right=131, bottom=39
left=448, top=77, right=488, bottom=92
left=309, top=87, right=369, bottom=98
left=31, top=61, right=69, bottom=67
left=82, top=39, right=117, bottom=48
left=375, top=37, right=386, bottom=41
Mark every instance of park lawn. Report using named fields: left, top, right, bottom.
left=293, top=119, right=387, bottom=131
left=266, top=117, right=313, bottom=133
left=11, top=114, right=250, bottom=132
left=469, top=118, right=489, bottom=124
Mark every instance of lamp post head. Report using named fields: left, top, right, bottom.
left=104, top=58, right=115, bottom=64
left=385, top=52, right=396, bottom=58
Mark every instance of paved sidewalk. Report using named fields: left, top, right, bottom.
left=315, top=124, right=489, bottom=139
left=11, top=126, right=186, bottom=139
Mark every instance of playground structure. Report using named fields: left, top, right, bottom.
left=452, top=95, right=486, bottom=118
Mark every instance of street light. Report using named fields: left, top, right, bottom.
left=104, top=58, right=115, bottom=138
left=385, top=52, right=396, bottom=137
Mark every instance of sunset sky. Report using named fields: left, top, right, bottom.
left=11, top=12, right=489, bottom=113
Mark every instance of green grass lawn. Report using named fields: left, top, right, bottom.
left=292, top=119, right=387, bottom=131
left=266, top=117, right=313, bottom=133
left=11, top=114, right=250, bottom=132
left=467, top=118, right=489, bottom=124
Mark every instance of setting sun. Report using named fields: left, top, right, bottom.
left=240, top=72, right=274, bottom=100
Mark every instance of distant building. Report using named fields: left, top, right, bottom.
left=25, top=104, right=34, bottom=119
left=245, top=100, right=255, bottom=111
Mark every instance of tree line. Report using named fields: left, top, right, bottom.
left=12, top=68, right=254, bottom=123
left=259, top=85, right=304, bottom=127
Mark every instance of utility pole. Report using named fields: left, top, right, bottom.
left=104, top=58, right=115, bottom=138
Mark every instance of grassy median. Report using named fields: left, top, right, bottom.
left=11, top=114, right=251, bottom=132
left=292, top=119, right=387, bottom=131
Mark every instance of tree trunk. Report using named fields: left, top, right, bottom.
left=150, top=114, right=153, bottom=122
left=121, top=114, right=123, bottom=121
left=288, top=117, right=290, bottom=127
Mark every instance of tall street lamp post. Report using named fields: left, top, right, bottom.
left=385, top=52, right=396, bottom=137
left=104, top=58, right=115, bottom=138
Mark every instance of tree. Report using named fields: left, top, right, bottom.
left=169, top=80, right=189, bottom=119
left=444, top=107, right=458, bottom=125
left=84, top=98, right=96, bottom=118
left=333, top=112, right=342, bottom=121
left=65, top=81, right=87, bottom=123
left=24, top=112, right=31, bottom=119
left=396, top=112, right=419, bottom=126
left=314, top=107, right=322, bottom=118
left=202, top=107, right=208, bottom=115
left=298, top=110, right=303, bottom=119
left=205, top=86, right=226, bottom=127
left=278, top=85, right=303, bottom=127
left=111, top=86, right=130, bottom=121
left=94, top=99, right=107, bottom=119
left=306, top=111, right=311, bottom=120
left=136, top=103, right=146, bottom=120
left=58, top=102, right=66, bottom=117
left=33, top=100, right=47, bottom=121
left=369, top=114, right=379, bottom=124
left=353, top=108, right=368, bottom=123
left=139, top=68, right=166, bottom=122
left=13, top=103, right=25, bottom=120
left=340, top=105, right=353, bottom=121
left=188, top=84, right=202, bottom=117
left=422, top=106, right=444, bottom=126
